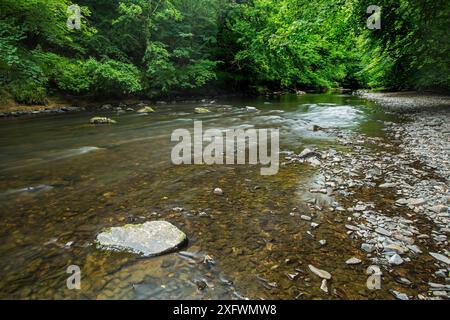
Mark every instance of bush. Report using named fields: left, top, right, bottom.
left=34, top=52, right=92, bottom=94
left=34, top=53, right=143, bottom=97
left=85, top=59, right=142, bottom=96
left=5, top=59, right=48, bottom=104
left=8, top=79, right=47, bottom=104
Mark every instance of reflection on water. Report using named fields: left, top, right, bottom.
left=0, top=94, right=397, bottom=299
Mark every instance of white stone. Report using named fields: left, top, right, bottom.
left=308, top=265, right=332, bottom=280
left=97, top=221, right=187, bottom=257
left=361, top=243, right=375, bottom=253
left=346, top=257, right=362, bottom=265
left=375, top=227, right=391, bottom=237
left=320, top=279, right=328, bottom=293
left=389, top=254, right=404, bottom=265
left=429, top=252, right=450, bottom=265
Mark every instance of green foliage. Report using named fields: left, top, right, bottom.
left=33, top=52, right=91, bottom=93
left=85, top=59, right=142, bottom=95
left=34, top=52, right=142, bottom=95
left=353, top=0, right=450, bottom=90
left=221, top=0, right=367, bottom=91
left=0, top=0, right=448, bottom=103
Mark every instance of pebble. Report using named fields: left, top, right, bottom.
left=346, top=257, right=362, bottom=265
left=435, top=270, right=447, bottom=278
left=345, top=224, right=359, bottom=231
left=375, top=227, right=391, bottom=237
left=361, top=243, right=375, bottom=253
left=432, top=291, right=448, bottom=297
left=390, top=290, right=409, bottom=300
left=407, top=198, right=427, bottom=206
left=213, top=188, right=224, bottom=196
left=286, top=272, right=299, bottom=281
left=320, top=279, right=328, bottom=293
left=388, top=254, right=404, bottom=265
left=429, top=252, right=450, bottom=265
left=379, top=183, right=396, bottom=188
left=398, top=278, right=412, bottom=286
left=308, top=265, right=332, bottom=280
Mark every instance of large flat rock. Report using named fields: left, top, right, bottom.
left=97, top=221, right=187, bottom=257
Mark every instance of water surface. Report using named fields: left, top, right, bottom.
left=0, top=94, right=397, bottom=299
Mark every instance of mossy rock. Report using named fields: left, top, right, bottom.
left=90, top=117, right=117, bottom=124
left=137, top=106, right=155, bottom=113
left=194, top=107, right=211, bottom=114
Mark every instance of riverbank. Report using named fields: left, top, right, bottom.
left=0, top=92, right=258, bottom=118
left=357, top=91, right=450, bottom=112
left=342, top=91, right=450, bottom=298
left=0, top=96, right=132, bottom=117
left=284, top=111, right=449, bottom=298
left=278, top=90, right=450, bottom=299
left=359, top=91, right=450, bottom=179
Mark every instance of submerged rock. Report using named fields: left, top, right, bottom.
left=96, top=221, right=187, bottom=257
left=194, top=107, right=211, bottom=114
left=312, top=125, right=324, bottom=131
left=308, top=264, right=332, bottom=280
left=245, top=106, right=258, bottom=112
left=137, top=106, right=155, bottom=113
left=320, top=279, right=328, bottom=293
left=90, top=117, right=117, bottom=125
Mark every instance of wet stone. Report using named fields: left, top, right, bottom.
left=429, top=252, right=450, bottom=265
left=308, top=265, right=332, bottom=280
left=361, top=243, right=375, bottom=253
left=375, top=227, right=391, bottom=237
left=398, top=278, right=412, bottom=286
left=345, top=224, right=360, bottom=231
left=320, top=279, right=328, bottom=293
left=346, top=257, right=362, bottom=265
left=90, top=117, right=116, bottom=125
left=390, top=290, right=409, bottom=300
left=194, top=107, right=211, bottom=114
left=96, top=221, right=187, bottom=257
left=388, top=254, right=404, bottom=265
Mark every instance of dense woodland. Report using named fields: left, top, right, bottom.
left=1, top=0, right=449, bottom=103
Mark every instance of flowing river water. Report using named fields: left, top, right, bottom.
left=0, top=93, right=415, bottom=299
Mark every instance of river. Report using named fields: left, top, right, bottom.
left=0, top=93, right=404, bottom=299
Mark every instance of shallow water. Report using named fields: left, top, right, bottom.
left=0, top=93, right=399, bottom=299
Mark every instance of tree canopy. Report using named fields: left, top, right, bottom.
left=1, top=0, right=448, bottom=103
